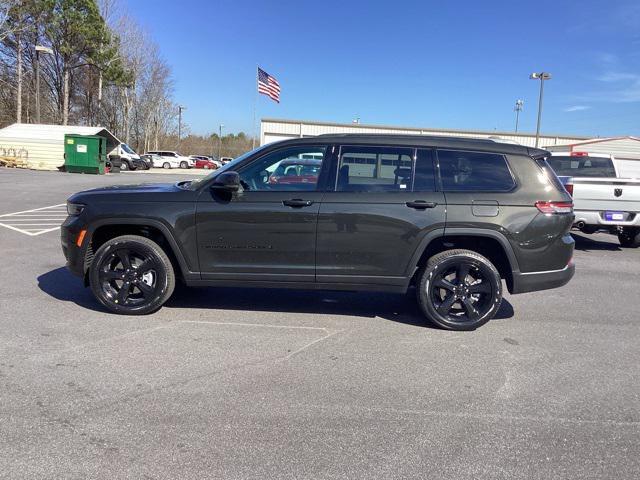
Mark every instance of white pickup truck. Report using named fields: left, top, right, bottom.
left=547, top=152, right=640, bottom=247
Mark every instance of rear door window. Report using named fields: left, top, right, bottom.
left=336, top=146, right=414, bottom=192
left=437, top=150, right=515, bottom=192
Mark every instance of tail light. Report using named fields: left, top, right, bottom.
left=535, top=201, right=573, bottom=214
left=564, top=183, right=574, bottom=196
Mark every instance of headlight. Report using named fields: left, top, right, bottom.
left=66, top=202, right=85, bottom=216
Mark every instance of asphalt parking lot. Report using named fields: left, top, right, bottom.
left=0, top=167, right=638, bottom=479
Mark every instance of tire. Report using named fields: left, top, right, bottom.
left=120, top=161, right=129, bottom=171
left=163, top=162, right=171, bottom=169
left=618, top=228, right=640, bottom=248
left=89, top=235, right=175, bottom=315
left=180, top=161, right=188, bottom=169
left=416, top=249, right=502, bottom=331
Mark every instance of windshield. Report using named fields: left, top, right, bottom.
left=187, top=144, right=271, bottom=189
left=547, top=156, right=616, bottom=178
left=121, top=143, right=135, bottom=154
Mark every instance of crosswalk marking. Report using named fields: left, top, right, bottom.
left=0, top=204, right=67, bottom=236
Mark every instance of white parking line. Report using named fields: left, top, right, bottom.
left=0, top=204, right=67, bottom=236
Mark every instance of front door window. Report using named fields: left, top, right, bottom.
left=238, top=146, right=326, bottom=192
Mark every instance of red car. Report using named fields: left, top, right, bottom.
left=268, top=158, right=321, bottom=185
left=192, top=156, right=218, bottom=169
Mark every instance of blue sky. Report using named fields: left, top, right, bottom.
left=127, top=0, right=640, bottom=138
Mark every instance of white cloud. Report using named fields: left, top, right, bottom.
left=564, top=105, right=591, bottom=112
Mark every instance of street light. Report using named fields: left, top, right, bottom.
left=529, top=72, right=551, bottom=147
left=178, top=105, right=186, bottom=147
left=218, top=124, right=224, bottom=160
left=514, top=99, right=524, bottom=132
left=35, top=45, right=53, bottom=124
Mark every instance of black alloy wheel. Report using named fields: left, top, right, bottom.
left=417, top=249, right=502, bottom=330
left=89, top=235, right=175, bottom=314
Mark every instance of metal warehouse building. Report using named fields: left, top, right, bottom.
left=260, top=119, right=640, bottom=178
left=260, top=118, right=590, bottom=148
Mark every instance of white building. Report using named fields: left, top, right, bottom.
left=0, top=123, right=121, bottom=171
left=260, top=118, right=590, bottom=149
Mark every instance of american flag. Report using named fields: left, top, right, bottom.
left=257, top=67, right=281, bottom=103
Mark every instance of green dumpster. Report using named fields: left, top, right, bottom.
left=64, top=134, right=107, bottom=174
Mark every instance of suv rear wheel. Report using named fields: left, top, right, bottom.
left=417, top=249, right=502, bottom=330
left=89, top=235, right=175, bottom=315
left=162, top=162, right=171, bottom=169
left=618, top=227, right=640, bottom=248
left=179, top=161, right=188, bottom=169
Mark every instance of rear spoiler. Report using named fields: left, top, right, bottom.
left=527, top=147, right=551, bottom=160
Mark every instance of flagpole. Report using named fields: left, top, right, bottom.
left=252, top=66, right=258, bottom=150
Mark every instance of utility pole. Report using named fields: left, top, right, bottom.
left=530, top=72, right=551, bottom=147
left=178, top=105, right=186, bottom=148
left=16, top=33, right=22, bottom=123
left=218, top=124, right=224, bottom=160
left=35, top=45, right=53, bottom=124
left=514, top=99, right=524, bottom=132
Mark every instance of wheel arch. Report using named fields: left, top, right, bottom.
left=83, top=218, right=194, bottom=285
left=407, top=228, right=520, bottom=293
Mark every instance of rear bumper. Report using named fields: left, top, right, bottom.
left=574, top=210, right=640, bottom=228
left=510, top=263, right=575, bottom=294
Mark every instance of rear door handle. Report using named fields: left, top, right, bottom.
left=283, top=198, right=314, bottom=208
left=406, top=200, right=438, bottom=209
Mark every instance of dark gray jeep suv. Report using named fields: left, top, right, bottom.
left=62, top=135, right=575, bottom=330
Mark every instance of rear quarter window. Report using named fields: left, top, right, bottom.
left=437, top=150, right=515, bottom=192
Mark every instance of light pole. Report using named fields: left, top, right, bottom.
left=218, top=124, right=224, bottom=160
left=530, top=72, right=551, bottom=147
left=514, top=99, right=524, bottom=133
left=35, top=45, right=53, bottom=124
left=178, top=105, right=186, bottom=147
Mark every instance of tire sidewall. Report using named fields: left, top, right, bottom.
left=163, top=162, right=170, bottom=169
left=89, top=237, right=173, bottom=315
left=418, top=251, right=502, bottom=330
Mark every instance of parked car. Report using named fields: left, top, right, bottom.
left=548, top=152, right=640, bottom=247
left=139, top=154, right=155, bottom=170
left=220, top=156, right=234, bottom=165
left=146, top=151, right=193, bottom=169
left=112, top=143, right=142, bottom=171
left=62, top=135, right=575, bottom=330
left=268, top=158, right=321, bottom=185
left=190, top=155, right=219, bottom=169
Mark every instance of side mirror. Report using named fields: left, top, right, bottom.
left=211, top=171, right=240, bottom=192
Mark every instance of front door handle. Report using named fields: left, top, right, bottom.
left=283, top=198, right=314, bottom=208
left=406, top=200, right=438, bottom=210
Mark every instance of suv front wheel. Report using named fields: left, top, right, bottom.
left=417, top=249, right=502, bottom=330
left=89, top=235, right=175, bottom=315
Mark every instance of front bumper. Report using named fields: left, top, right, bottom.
left=61, top=217, right=88, bottom=278
left=510, top=263, right=575, bottom=294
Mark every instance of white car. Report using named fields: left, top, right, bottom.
left=146, top=151, right=193, bottom=169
